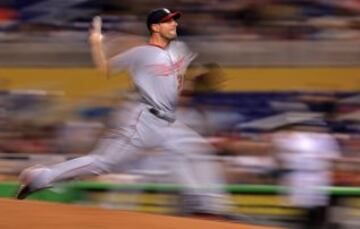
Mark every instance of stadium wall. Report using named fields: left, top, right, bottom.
left=0, top=68, right=359, bottom=99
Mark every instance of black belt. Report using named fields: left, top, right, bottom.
left=148, top=107, right=160, bottom=116
left=148, top=108, right=175, bottom=123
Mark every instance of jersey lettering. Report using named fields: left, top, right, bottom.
left=146, top=56, right=186, bottom=77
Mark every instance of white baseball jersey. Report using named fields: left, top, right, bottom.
left=110, top=41, right=196, bottom=116
left=275, top=131, right=340, bottom=207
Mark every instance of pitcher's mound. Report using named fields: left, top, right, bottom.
left=0, top=198, right=281, bottom=229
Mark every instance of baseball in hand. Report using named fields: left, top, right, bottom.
left=90, top=16, right=103, bottom=42
left=93, top=16, right=102, bottom=34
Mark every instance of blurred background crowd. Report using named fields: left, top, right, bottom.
left=0, top=0, right=360, bottom=228
left=1, top=0, right=360, bottom=39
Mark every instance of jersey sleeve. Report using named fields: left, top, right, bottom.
left=108, top=47, right=138, bottom=74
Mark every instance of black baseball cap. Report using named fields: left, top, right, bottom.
left=146, top=8, right=181, bottom=31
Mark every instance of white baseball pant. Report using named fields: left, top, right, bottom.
left=25, top=102, right=229, bottom=212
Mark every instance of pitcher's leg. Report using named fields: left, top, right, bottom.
left=19, top=155, right=108, bottom=190
left=167, top=152, right=229, bottom=214
left=164, top=122, right=230, bottom=214
left=17, top=133, right=143, bottom=199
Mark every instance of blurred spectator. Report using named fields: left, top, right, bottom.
left=1, top=0, right=359, bottom=40
left=273, top=121, right=341, bottom=229
left=0, top=6, right=17, bottom=30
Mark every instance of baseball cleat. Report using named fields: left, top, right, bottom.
left=16, top=184, right=50, bottom=200
left=16, top=165, right=52, bottom=200
left=16, top=184, right=33, bottom=200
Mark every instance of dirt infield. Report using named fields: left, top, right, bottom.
left=0, top=198, right=283, bottom=229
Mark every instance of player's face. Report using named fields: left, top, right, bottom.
left=158, top=19, right=178, bottom=40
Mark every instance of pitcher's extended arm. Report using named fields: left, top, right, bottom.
left=89, top=16, right=109, bottom=75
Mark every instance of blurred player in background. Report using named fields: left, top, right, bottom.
left=16, top=8, right=235, bottom=219
left=273, top=121, right=341, bottom=229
